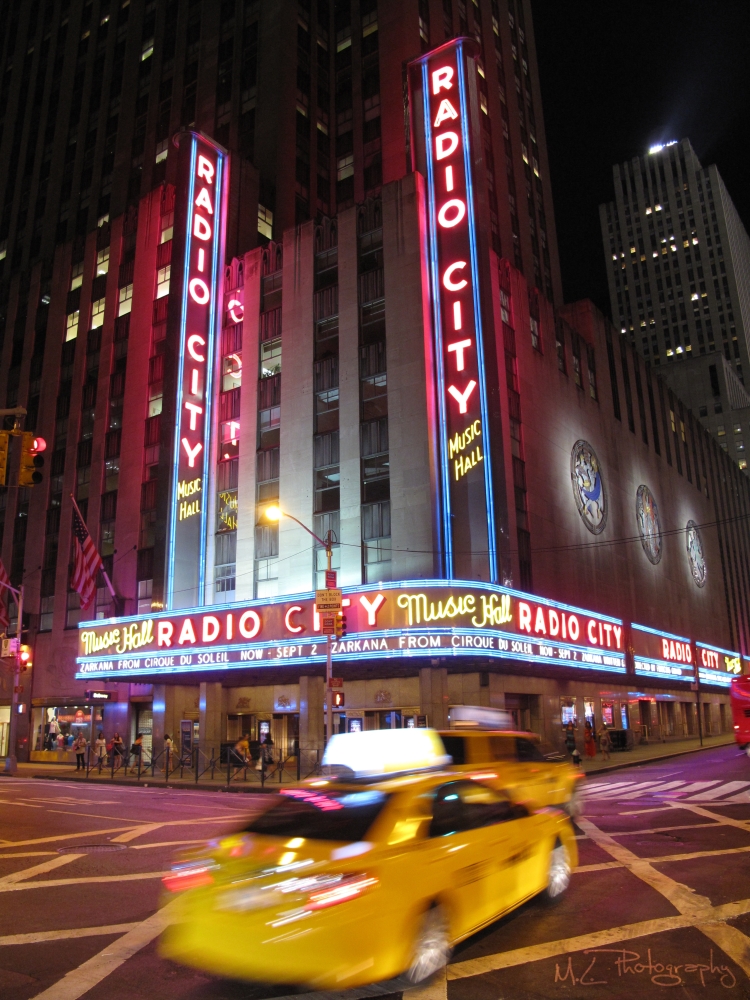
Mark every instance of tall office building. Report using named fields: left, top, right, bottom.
left=600, top=139, right=750, bottom=467
left=1, top=3, right=747, bottom=764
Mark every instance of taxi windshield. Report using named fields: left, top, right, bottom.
left=246, top=788, right=390, bottom=842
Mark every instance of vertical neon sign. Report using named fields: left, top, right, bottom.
left=409, top=41, right=497, bottom=583
left=167, top=132, right=229, bottom=609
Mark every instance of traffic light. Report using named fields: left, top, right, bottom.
left=19, top=645, right=32, bottom=670
left=332, top=690, right=345, bottom=708
left=334, top=613, right=348, bottom=639
left=0, top=431, right=9, bottom=486
left=18, top=433, right=45, bottom=486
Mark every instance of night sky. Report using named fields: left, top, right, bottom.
left=533, top=1, right=750, bottom=313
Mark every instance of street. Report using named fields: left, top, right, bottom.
left=1, top=745, right=749, bottom=1000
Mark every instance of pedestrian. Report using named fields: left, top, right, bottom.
left=233, top=733, right=250, bottom=774
left=128, top=733, right=143, bottom=773
left=572, top=746, right=581, bottom=767
left=94, top=731, right=108, bottom=767
left=111, top=732, right=124, bottom=770
left=599, top=725, right=612, bottom=761
left=584, top=721, right=596, bottom=759
left=564, top=722, right=576, bottom=756
left=73, top=732, right=88, bottom=771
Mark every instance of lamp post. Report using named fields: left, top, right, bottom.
left=1, top=580, right=24, bottom=774
left=265, top=506, right=336, bottom=745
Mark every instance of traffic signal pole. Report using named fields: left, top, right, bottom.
left=325, top=537, right=333, bottom=749
left=1, top=581, right=23, bottom=775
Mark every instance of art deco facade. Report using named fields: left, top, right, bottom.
left=1, top=3, right=748, bottom=762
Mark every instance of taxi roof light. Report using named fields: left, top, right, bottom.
left=448, top=706, right=515, bottom=730
left=321, top=728, right=450, bottom=780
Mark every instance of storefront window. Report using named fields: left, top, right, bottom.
left=584, top=700, right=595, bottom=728
left=621, top=703, right=629, bottom=729
left=601, top=702, right=614, bottom=726
left=32, top=705, right=103, bottom=752
left=560, top=698, right=576, bottom=726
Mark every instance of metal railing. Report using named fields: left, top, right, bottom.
left=80, top=743, right=324, bottom=787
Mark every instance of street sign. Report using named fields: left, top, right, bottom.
left=322, top=616, right=336, bottom=635
left=316, top=588, right=342, bottom=611
left=325, top=570, right=337, bottom=588
left=85, top=690, right=115, bottom=701
left=329, top=677, right=343, bottom=688
left=1, top=638, right=19, bottom=659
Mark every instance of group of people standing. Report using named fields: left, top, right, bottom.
left=564, top=720, right=612, bottom=764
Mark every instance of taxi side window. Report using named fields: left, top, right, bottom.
left=441, top=735, right=467, bottom=765
left=429, top=780, right=513, bottom=837
left=489, top=736, right=515, bottom=761
left=515, top=737, right=546, bottom=762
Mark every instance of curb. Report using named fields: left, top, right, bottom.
left=27, top=774, right=277, bottom=793
left=579, top=739, right=735, bottom=777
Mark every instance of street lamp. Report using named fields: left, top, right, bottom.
left=264, top=506, right=336, bottom=744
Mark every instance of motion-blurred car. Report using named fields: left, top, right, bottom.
left=439, top=706, right=584, bottom=816
left=160, top=728, right=577, bottom=990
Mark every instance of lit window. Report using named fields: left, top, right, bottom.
left=0, top=241, right=7, bottom=261
left=96, top=247, right=110, bottom=275
left=90, top=298, right=106, bottom=329
left=160, top=211, right=174, bottom=243
left=734, top=423, right=742, bottom=434
left=654, top=204, right=662, bottom=212
left=529, top=316, right=540, bottom=351
left=97, top=213, right=110, bottom=228
left=222, top=353, right=242, bottom=391
left=156, top=265, right=171, bottom=298
left=70, top=261, right=84, bottom=290
left=65, top=310, right=79, bottom=342
left=645, top=207, right=652, bottom=215
left=260, top=338, right=281, bottom=377
left=717, top=425, right=726, bottom=436
left=118, top=283, right=133, bottom=316
left=739, top=459, right=747, bottom=470
left=141, top=38, right=154, bottom=61
left=670, top=409, right=677, bottom=433
left=155, top=139, right=168, bottom=164
left=337, top=154, right=354, bottom=181
left=737, top=439, right=745, bottom=452
left=258, top=204, right=273, bottom=240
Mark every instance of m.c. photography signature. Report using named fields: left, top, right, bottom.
left=554, top=947, right=738, bottom=989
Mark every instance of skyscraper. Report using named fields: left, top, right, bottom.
left=600, top=139, right=750, bottom=466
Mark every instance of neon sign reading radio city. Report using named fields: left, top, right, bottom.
left=415, top=41, right=497, bottom=580
left=76, top=582, right=629, bottom=679
left=167, top=131, right=228, bottom=609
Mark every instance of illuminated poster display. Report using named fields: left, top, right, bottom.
left=696, top=641, right=743, bottom=687
left=167, top=131, right=229, bottom=609
left=76, top=581, right=626, bottom=678
left=409, top=40, right=497, bottom=583
left=631, top=623, right=696, bottom=682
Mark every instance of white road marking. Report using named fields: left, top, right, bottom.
left=585, top=781, right=668, bottom=798
left=130, top=839, right=208, bottom=850
left=0, top=798, right=45, bottom=808
left=684, top=781, right=750, bottom=801
left=26, top=901, right=180, bottom=1000
left=0, top=851, right=58, bottom=858
left=111, top=824, right=165, bottom=843
left=615, top=781, right=688, bottom=800
left=619, top=806, right=673, bottom=815
left=0, top=854, right=83, bottom=884
left=661, top=780, right=723, bottom=796
left=0, top=923, right=139, bottom=947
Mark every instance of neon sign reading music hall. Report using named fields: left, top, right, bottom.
left=167, top=131, right=228, bottom=609
left=409, top=39, right=498, bottom=582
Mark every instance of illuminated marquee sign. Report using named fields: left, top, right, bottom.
left=409, top=41, right=497, bottom=582
left=631, top=623, right=696, bottom=682
left=696, top=641, right=743, bottom=688
left=167, top=131, right=229, bottom=609
left=76, top=580, right=626, bottom=679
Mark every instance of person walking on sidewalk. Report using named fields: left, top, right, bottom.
left=599, top=725, right=612, bottom=761
left=94, top=731, right=108, bottom=768
left=111, top=732, right=124, bottom=770
left=584, top=721, right=597, bottom=759
left=73, top=732, right=88, bottom=771
left=128, top=733, right=144, bottom=773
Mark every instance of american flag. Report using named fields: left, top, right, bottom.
left=0, top=558, right=10, bottom=629
left=71, top=504, right=103, bottom=611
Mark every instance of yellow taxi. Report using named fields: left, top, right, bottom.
left=439, top=706, right=584, bottom=816
left=160, top=728, right=577, bottom=990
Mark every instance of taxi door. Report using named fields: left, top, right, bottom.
left=513, top=736, right=558, bottom=807
left=425, top=780, right=518, bottom=938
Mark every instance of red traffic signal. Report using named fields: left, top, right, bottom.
left=32, top=437, right=47, bottom=453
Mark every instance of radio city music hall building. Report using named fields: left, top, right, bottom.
left=1, top=4, right=749, bottom=762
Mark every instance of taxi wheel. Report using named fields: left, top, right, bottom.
left=404, top=905, right=451, bottom=984
left=543, top=842, right=571, bottom=903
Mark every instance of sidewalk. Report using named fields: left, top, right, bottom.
left=1, top=733, right=738, bottom=790
left=578, top=732, right=736, bottom=775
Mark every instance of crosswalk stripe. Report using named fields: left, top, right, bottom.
left=684, top=781, right=750, bottom=801
left=586, top=781, right=667, bottom=798
left=661, top=781, right=722, bottom=796
left=615, top=781, right=687, bottom=800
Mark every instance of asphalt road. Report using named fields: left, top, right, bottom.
left=1, top=745, right=750, bottom=1000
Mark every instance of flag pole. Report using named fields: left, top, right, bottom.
left=69, top=494, right=117, bottom=601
